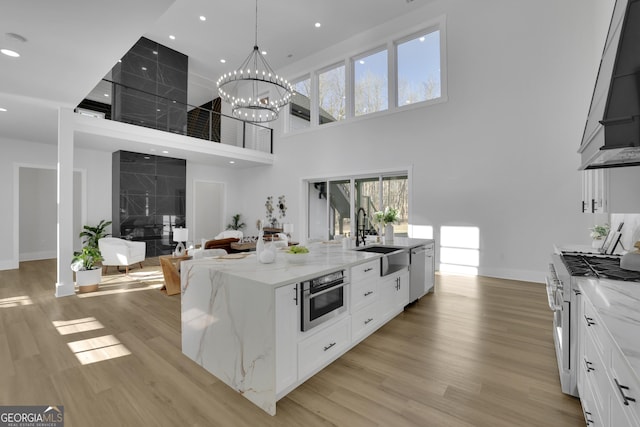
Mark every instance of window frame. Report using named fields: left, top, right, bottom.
left=351, top=45, right=389, bottom=118
left=284, top=15, right=447, bottom=135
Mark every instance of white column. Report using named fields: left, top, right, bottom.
left=56, top=107, right=75, bottom=297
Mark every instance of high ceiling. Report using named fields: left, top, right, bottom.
left=0, top=0, right=433, bottom=147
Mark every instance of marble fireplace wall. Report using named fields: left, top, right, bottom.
left=111, top=37, right=188, bottom=134
left=112, top=150, right=186, bottom=257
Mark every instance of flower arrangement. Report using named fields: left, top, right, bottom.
left=589, top=224, right=610, bottom=240
left=372, top=207, right=399, bottom=227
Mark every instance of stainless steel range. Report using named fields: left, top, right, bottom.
left=547, top=249, right=640, bottom=397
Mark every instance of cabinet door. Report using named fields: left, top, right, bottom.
left=396, top=270, right=410, bottom=310
left=581, top=169, right=608, bottom=213
left=275, top=284, right=298, bottom=394
left=425, top=244, right=435, bottom=294
left=378, top=275, right=398, bottom=322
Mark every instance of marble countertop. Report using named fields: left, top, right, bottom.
left=577, top=277, right=640, bottom=385
left=182, top=238, right=433, bottom=288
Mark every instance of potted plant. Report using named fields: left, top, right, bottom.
left=589, top=223, right=610, bottom=248
left=373, top=207, right=399, bottom=243
left=226, top=214, right=246, bottom=231
left=71, top=219, right=111, bottom=293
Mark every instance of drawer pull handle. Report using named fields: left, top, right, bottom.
left=364, top=267, right=373, bottom=273
left=583, top=409, right=594, bottom=425
left=615, top=378, right=637, bottom=406
left=364, top=318, right=374, bottom=325
left=584, top=315, right=595, bottom=326
left=584, top=358, right=594, bottom=372
left=573, top=289, right=582, bottom=296
left=323, top=342, right=336, bottom=352
left=364, top=291, right=373, bottom=297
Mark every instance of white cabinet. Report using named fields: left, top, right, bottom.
left=275, top=283, right=298, bottom=395
left=378, top=269, right=410, bottom=322
left=297, top=316, right=350, bottom=380
left=425, top=243, right=435, bottom=294
left=581, top=166, right=640, bottom=214
left=350, top=259, right=380, bottom=313
left=578, top=289, right=640, bottom=426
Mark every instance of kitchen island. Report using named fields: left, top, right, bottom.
left=180, top=238, right=432, bottom=415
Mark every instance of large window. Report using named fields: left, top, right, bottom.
left=289, top=76, right=311, bottom=131
left=354, top=49, right=388, bottom=116
left=307, top=173, right=408, bottom=240
left=440, top=226, right=479, bottom=275
left=287, top=19, right=445, bottom=131
left=318, top=64, right=345, bottom=125
left=397, top=29, right=441, bottom=106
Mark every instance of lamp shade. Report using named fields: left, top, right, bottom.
left=173, top=228, right=188, bottom=242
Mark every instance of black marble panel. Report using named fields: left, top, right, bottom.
left=119, top=151, right=156, bottom=174
left=158, top=43, right=187, bottom=71
left=120, top=194, right=156, bottom=216
left=156, top=195, right=185, bottom=215
left=156, top=157, right=186, bottom=178
left=156, top=175, right=184, bottom=196
left=120, top=173, right=156, bottom=195
left=128, top=37, right=157, bottom=59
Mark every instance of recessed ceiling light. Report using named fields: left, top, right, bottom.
left=169, top=35, right=176, bottom=40
left=141, top=66, right=147, bottom=71
left=156, top=109, right=161, bottom=112
left=104, top=93, right=109, bottom=97
left=229, top=161, right=235, bottom=164
left=118, top=59, right=122, bottom=63
left=220, top=59, right=226, bottom=63
left=152, top=50, right=158, bottom=55
left=162, top=150, right=169, bottom=154
left=199, top=15, right=206, bottom=21
left=315, top=22, right=321, bottom=28
left=0, top=107, right=7, bottom=112
left=1, top=48, right=20, bottom=58
left=261, top=50, right=267, bottom=55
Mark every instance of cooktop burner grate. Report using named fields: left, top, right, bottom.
left=561, top=254, right=640, bottom=281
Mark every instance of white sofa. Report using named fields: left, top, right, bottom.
left=98, top=237, right=146, bottom=274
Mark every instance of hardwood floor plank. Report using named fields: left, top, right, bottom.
left=0, top=261, right=583, bottom=426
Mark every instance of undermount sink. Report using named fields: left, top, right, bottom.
left=354, top=245, right=402, bottom=254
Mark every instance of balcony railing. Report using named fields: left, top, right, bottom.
left=76, top=79, right=273, bottom=154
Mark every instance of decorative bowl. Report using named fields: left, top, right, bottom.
left=283, top=251, right=309, bottom=264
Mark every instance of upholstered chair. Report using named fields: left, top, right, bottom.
left=98, top=237, right=146, bottom=274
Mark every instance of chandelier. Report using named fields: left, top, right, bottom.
left=216, top=0, right=294, bottom=123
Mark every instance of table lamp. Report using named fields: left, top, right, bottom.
left=173, top=227, right=189, bottom=256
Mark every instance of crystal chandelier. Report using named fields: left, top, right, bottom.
left=216, top=0, right=294, bottom=123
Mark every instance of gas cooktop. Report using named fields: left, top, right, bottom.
left=561, top=254, right=640, bottom=282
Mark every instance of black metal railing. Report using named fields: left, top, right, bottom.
left=76, top=79, right=273, bottom=154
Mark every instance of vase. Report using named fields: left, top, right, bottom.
left=385, top=224, right=394, bottom=243
left=592, top=238, right=603, bottom=249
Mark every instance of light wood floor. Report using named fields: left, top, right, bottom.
left=0, top=260, right=583, bottom=426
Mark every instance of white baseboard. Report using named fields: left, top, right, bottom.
left=478, top=267, right=545, bottom=284
left=19, top=251, right=56, bottom=262
left=0, top=259, right=19, bottom=271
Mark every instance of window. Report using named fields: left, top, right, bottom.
left=318, top=64, right=345, bottom=125
left=354, top=49, right=388, bottom=116
left=307, top=173, right=409, bottom=240
left=396, top=29, right=441, bottom=107
left=289, top=77, right=311, bottom=131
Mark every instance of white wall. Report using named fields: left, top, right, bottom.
left=230, top=0, right=613, bottom=282
left=19, top=168, right=57, bottom=260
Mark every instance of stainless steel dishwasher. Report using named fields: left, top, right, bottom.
left=410, top=243, right=435, bottom=302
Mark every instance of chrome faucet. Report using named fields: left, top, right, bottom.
left=355, top=207, right=366, bottom=247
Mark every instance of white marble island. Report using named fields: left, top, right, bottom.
left=180, top=239, right=431, bottom=415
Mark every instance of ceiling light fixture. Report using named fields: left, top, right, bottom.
left=220, top=59, right=226, bottom=63
left=169, top=35, right=176, bottom=40
left=199, top=15, right=206, bottom=21
left=0, top=107, right=7, bottom=112
left=216, top=0, right=293, bottom=123
left=1, top=48, right=19, bottom=58
left=1, top=33, right=27, bottom=58
left=315, top=22, right=321, bottom=28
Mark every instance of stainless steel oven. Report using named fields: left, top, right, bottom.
left=546, top=253, right=578, bottom=397
left=300, top=270, right=348, bottom=332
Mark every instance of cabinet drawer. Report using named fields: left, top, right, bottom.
left=351, top=302, right=381, bottom=344
left=583, top=297, right=607, bottom=363
left=351, top=279, right=378, bottom=312
left=583, top=328, right=610, bottom=417
left=610, top=348, right=640, bottom=424
left=580, top=375, right=603, bottom=427
left=298, top=317, right=350, bottom=379
left=350, top=260, right=379, bottom=283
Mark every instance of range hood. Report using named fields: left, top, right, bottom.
left=580, top=0, right=640, bottom=169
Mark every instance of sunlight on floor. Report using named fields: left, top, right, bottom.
left=76, top=282, right=164, bottom=298
left=53, top=317, right=105, bottom=335
left=0, top=295, right=33, bottom=308
left=67, top=334, right=131, bottom=365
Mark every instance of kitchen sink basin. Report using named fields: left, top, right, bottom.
left=354, top=245, right=402, bottom=254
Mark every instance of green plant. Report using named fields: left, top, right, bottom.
left=71, top=219, right=111, bottom=272
left=71, top=246, right=103, bottom=271
left=372, top=207, right=399, bottom=226
left=79, top=219, right=112, bottom=249
left=589, top=224, right=609, bottom=239
left=226, top=214, right=246, bottom=231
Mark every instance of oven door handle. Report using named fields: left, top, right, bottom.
left=306, top=282, right=347, bottom=299
left=545, top=277, right=560, bottom=311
